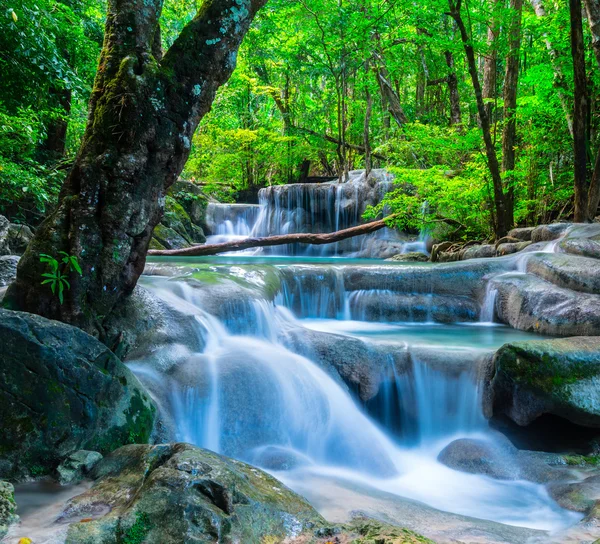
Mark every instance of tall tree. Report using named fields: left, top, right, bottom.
left=502, top=0, right=524, bottom=227
left=447, top=0, right=510, bottom=237
left=5, top=0, right=267, bottom=336
left=569, top=0, right=589, bottom=222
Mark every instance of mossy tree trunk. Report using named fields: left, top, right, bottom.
left=5, top=0, right=267, bottom=338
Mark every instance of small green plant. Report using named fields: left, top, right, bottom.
left=39, top=251, right=82, bottom=303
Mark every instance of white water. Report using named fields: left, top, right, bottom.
left=131, top=275, right=580, bottom=532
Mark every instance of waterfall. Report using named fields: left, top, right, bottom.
left=205, top=203, right=261, bottom=243
left=130, top=274, right=580, bottom=531
left=480, top=283, right=498, bottom=323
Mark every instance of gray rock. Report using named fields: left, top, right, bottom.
left=0, top=216, right=10, bottom=255
left=496, top=241, right=531, bottom=256
left=508, top=227, right=535, bottom=241
left=6, top=223, right=33, bottom=255
left=386, top=252, right=429, bottom=262
left=168, top=180, right=208, bottom=227
left=560, top=235, right=600, bottom=260
left=548, top=475, right=600, bottom=513
left=0, top=255, right=18, bottom=287
left=0, top=309, right=156, bottom=479
left=437, top=437, right=518, bottom=480
left=57, top=450, right=103, bottom=485
left=492, top=337, right=600, bottom=428
left=493, top=273, right=600, bottom=336
left=62, top=443, right=324, bottom=544
left=531, top=223, right=572, bottom=243
left=152, top=223, right=190, bottom=250
left=526, top=253, right=600, bottom=294
left=461, top=244, right=497, bottom=260
left=0, top=481, right=18, bottom=540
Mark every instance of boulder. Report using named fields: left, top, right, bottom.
left=386, top=252, right=429, bottom=262
left=548, top=475, right=600, bottom=513
left=0, top=216, right=10, bottom=255
left=508, top=227, right=535, bottom=242
left=492, top=337, right=600, bottom=428
left=163, top=196, right=206, bottom=244
left=6, top=223, right=33, bottom=255
left=496, top=241, right=531, bottom=256
left=560, top=235, right=600, bottom=260
left=0, top=255, right=18, bottom=287
left=531, top=223, right=572, bottom=243
left=62, top=443, right=324, bottom=544
left=437, top=437, right=518, bottom=480
left=152, top=223, right=190, bottom=250
left=0, top=481, right=18, bottom=540
left=0, top=309, right=156, bottom=479
left=168, top=180, right=208, bottom=227
left=57, top=450, right=103, bottom=485
left=493, top=273, right=600, bottom=336
left=526, top=253, right=600, bottom=294
left=461, top=244, right=496, bottom=260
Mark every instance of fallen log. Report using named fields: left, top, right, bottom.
left=148, top=215, right=397, bottom=257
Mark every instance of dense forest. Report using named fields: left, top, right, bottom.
left=2, top=0, right=600, bottom=243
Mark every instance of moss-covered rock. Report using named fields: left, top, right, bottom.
left=492, top=337, right=600, bottom=427
left=0, top=309, right=156, bottom=480
left=168, top=180, right=208, bottom=228
left=152, top=223, right=190, bottom=250
left=162, top=195, right=207, bottom=244
left=63, top=443, right=324, bottom=543
left=0, top=480, right=18, bottom=539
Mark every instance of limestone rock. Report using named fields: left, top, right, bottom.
left=6, top=223, right=33, bottom=255
left=57, top=450, right=103, bottom=485
left=493, top=273, right=600, bottom=336
left=0, top=309, right=156, bottom=479
left=531, top=223, right=572, bottom=243
left=492, top=337, right=600, bottom=428
left=508, top=227, right=535, bottom=241
left=0, top=255, right=18, bottom=287
left=152, top=223, right=190, bottom=250
left=62, top=443, right=324, bottom=544
left=526, top=253, right=600, bottom=294
left=168, top=180, right=208, bottom=227
left=386, top=252, right=429, bottom=262
left=461, top=244, right=496, bottom=260
left=0, top=481, right=18, bottom=540
left=496, top=241, right=531, bottom=256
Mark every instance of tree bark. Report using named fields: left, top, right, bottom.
left=445, top=51, right=462, bottom=126
left=529, top=0, right=574, bottom=137
left=482, top=0, right=498, bottom=126
left=448, top=0, right=509, bottom=237
left=570, top=0, right=590, bottom=222
left=364, top=74, right=373, bottom=176
left=148, top=215, right=397, bottom=256
left=5, top=0, right=267, bottom=336
left=501, top=0, right=524, bottom=228
left=40, top=87, right=72, bottom=161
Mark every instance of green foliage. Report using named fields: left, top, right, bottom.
left=39, top=252, right=82, bottom=304
left=120, top=511, right=152, bottom=544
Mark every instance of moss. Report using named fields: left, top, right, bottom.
left=564, top=454, right=600, bottom=466
left=120, top=511, right=152, bottom=544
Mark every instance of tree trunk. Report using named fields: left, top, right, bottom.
left=5, top=0, right=267, bottom=337
left=448, top=0, right=508, bottom=237
left=148, top=215, right=397, bottom=256
left=482, top=0, right=498, bottom=126
left=40, top=87, right=72, bottom=161
left=501, top=0, right=524, bottom=228
left=373, top=54, right=408, bottom=128
left=364, top=81, right=373, bottom=176
left=570, top=0, right=590, bottom=222
left=445, top=51, right=462, bottom=126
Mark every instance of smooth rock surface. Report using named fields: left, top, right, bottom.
left=0, top=309, right=156, bottom=479
left=57, top=451, right=103, bottom=485
left=0, top=255, right=18, bottom=287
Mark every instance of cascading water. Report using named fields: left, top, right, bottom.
left=205, top=202, right=261, bottom=244
left=131, top=269, right=580, bottom=533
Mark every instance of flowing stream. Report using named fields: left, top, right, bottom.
left=131, top=257, right=580, bottom=534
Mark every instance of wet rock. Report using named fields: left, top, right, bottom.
left=493, top=273, right=600, bottom=336
left=508, top=227, right=535, bottom=241
left=461, top=244, right=496, bottom=260
left=437, top=436, right=518, bottom=480
left=492, top=337, right=600, bottom=428
left=526, top=253, right=600, bottom=294
left=386, top=252, right=429, bottom=262
left=496, top=241, right=531, bottom=256
left=561, top=236, right=600, bottom=260
left=0, top=481, right=18, bottom=539
left=495, top=236, right=521, bottom=246
left=62, top=443, right=323, bottom=544
left=431, top=241, right=454, bottom=262
left=152, top=223, right=190, bottom=250
left=103, top=285, right=204, bottom=361
left=531, top=223, right=572, bottom=243
left=0, top=309, right=156, bottom=479
left=168, top=180, right=208, bottom=227
left=57, top=451, right=103, bottom=485
left=548, top=475, right=600, bottom=513
left=252, top=446, right=311, bottom=471
left=163, top=196, right=206, bottom=244
left=0, top=255, right=18, bottom=287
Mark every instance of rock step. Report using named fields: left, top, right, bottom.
left=492, top=273, right=600, bottom=336
left=526, top=253, right=600, bottom=294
